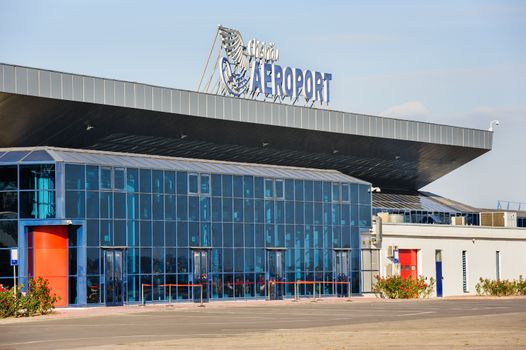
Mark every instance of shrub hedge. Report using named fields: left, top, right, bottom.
left=0, top=277, right=59, bottom=318
left=373, top=275, right=435, bottom=299
left=475, top=276, right=526, bottom=296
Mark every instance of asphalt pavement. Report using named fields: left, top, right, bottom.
left=1, top=298, right=526, bottom=349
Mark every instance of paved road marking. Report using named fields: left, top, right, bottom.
left=396, top=311, right=435, bottom=317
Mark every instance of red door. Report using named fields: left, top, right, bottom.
left=399, top=249, right=418, bottom=280
left=29, top=226, right=69, bottom=306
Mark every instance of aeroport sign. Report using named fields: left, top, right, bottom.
left=218, top=26, right=332, bottom=106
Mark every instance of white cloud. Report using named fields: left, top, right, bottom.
left=380, top=101, right=429, bottom=120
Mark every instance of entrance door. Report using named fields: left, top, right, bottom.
left=334, top=249, right=351, bottom=297
left=266, top=249, right=285, bottom=300
left=104, top=250, right=125, bottom=306
left=399, top=249, right=418, bottom=280
left=191, top=249, right=210, bottom=302
left=435, top=250, right=443, bottom=297
left=30, top=226, right=69, bottom=307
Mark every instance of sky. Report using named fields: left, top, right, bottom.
left=1, top=0, right=525, bottom=209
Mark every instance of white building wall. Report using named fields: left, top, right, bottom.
left=363, top=224, right=526, bottom=297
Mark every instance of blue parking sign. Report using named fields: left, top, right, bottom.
left=10, top=248, right=18, bottom=266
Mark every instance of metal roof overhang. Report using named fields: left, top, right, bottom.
left=0, top=63, right=492, bottom=191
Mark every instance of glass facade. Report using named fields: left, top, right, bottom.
left=0, top=149, right=372, bottom=305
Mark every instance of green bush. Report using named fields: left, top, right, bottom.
left=0, top=277, right=59, bottom=318
left=0, top=284, right=22, bottom=318
left=475, top=276, right=526, bottom=296
left=373, top=275, right=435, bottom=299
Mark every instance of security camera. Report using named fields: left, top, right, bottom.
left=488, top=120, right=500, bottom=131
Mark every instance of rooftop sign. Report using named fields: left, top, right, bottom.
left=198, top=26, right=332, bottom=107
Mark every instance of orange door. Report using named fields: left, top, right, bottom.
left=30, top=226, right=69, bottom=306
left=399, top=249, right=418, bottom=280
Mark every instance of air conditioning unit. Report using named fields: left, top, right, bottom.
left=377, top=212, right=390, bottom=223
left=388, top=214, right=404, bottom=223
left=451, top=216, right=465, bottom=225
left=480, top=212, right=517, bottom=228
left=387, top=245, right=398, bottom=258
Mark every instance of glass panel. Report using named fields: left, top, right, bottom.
left=0, top=192, right=17, bottom=219
left=176, top=196, right=187, bottom=221
left=275, top=180, right=284, bottom=199
left=294, top=180, right=304, bottom=201
left=254, top=177, right=264, bottom=199
left=243, top=176, right=254, bottom=198
left=20, top=191, right=55, bottom=218
left=126, top=193, right=138, bottom=220
left=140, top=169, right=152, bottom=193
left=22, top=150, right=54, bottom=162
left=86, top=166, right=99, bottom=190
left=211, top=174, right=221, bottom=196
left=164, top=171, right=176, bottom=194
left=332, top=183, right=340, bottom=202
left=152, top=170, right=163, bottom=194
left=201, top=174, right=210, bottom=194
left=66, top=191, right=85, bottom=218
left=314, top=181, right=322, bottom=202
left=100, top=167, right=112, bottom=189
left=322, top=182, right=331, bottom=202
left=341, top=184, right=350, bottom=202
left=0, top=151, right=28, bottom=162
left=126, top=168, right=138, bottom=192
left=177, top=172, right=188, bottom=194
left=20, top=164, right=55, bottom=190
left=100, top=220, right=112, bottom=245
left=114, top=168, right=125, bottom=190
left=100, top=192, right=113, bottom=218
left=304, top=181, right=313, bottom=201
left=114, top=192, right=126, bottom=219
left=153, top=194, right=164, bottom=220
left=140, top=221, right=152, bottom=247
left=0, top=220, right=17, bottom=248
left=153, top=221, right=164, bottom=246
left=165, top=221, right=176, bottom=247
left=65, top=164, right=85, bottom=190
left=164, top=194, right=176, bottom=220
left=222, top=175, right=233, bottom=197
left=114, top=220, right=126, bottom=246
left=233, top=176, right=243, bottom=198
left=189, top=196, right=199, bottom=221
left=264, top=179, right=273, bottom=198
left=87, top=220, right=100, bottom=247
left=140, top=194, right=152, bottom=220
left=0, top=166, right=17, bottom=190
left=188, top=173, right=198, bottom=194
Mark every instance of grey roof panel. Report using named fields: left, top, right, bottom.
left=0, top=146, right=368, bottom=184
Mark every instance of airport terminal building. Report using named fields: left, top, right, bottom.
left=0, top=62, right=525, bottom=306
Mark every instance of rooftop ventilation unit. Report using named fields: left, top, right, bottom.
left=451, top=216, right=465, bottom=226
left=480, top=212, right=517, bottom=228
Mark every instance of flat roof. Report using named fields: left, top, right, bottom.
left=0, top=63, right=493, bottom=190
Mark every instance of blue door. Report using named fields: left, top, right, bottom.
left=266, top=249, right=285, bottom=300
left=104, top=249, right=125, bottom=306
left=435, top=250, right=443, bottom=297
